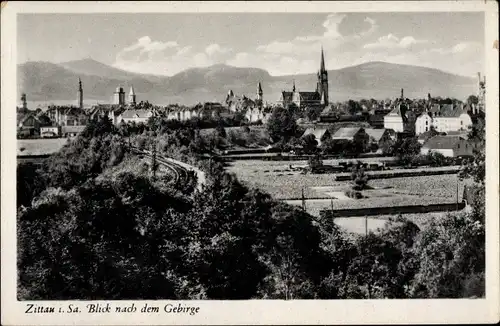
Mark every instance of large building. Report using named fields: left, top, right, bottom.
left=279, top=48, right=329, bottom=110
left=420, top=135, right=476, bottom=157
left=383, top=103, right=408, bottom=133
left=415, top=104, right=472, bottom=134
left=225, top=82, right=264, bottom=112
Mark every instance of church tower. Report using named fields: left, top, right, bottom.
left=21, top=93, right=27, bottom=110
left=129, top=86, right=136, bottom=106
left=113, top=86, right=125, bottom=105
left=257, top=82, right=263, bottom=101
left=478, top=72, right=486, bottom=112
left=317, top=47, right=329, bottom=106
left=77, top=78, right=83, bottom=109
left=257, top=82, right=263, bottom=108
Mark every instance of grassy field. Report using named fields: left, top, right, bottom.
left=17, top=138, right=69, bottom=156
left=228, top=159, right=474, bottom=235
left=227, top=159, right=472, bottom=202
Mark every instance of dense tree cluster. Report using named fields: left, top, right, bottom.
left=17, top=112, right=485, bottom=300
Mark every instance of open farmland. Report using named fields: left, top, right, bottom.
left=17, top=138, right=69, bottom=156
left=226, top=159, right=472, bottom=201
left=227, top=159, right=474, bottom=234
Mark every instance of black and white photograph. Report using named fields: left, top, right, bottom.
left=2, top=1, right=499, bottom=325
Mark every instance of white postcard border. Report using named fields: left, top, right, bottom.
left=2, top=1, right=499, bottom=325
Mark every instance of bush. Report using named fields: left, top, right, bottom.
left=308, top=155, right=323, bottom=172
left=345, top=190, right=363, bottom=199
left=426, top=151, right=447, bottom=167
left=351, top=163, right=369, bottom=190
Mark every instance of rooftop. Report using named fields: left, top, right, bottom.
left=120, top=109, right=154, bottom=119
left=423, top=135, right=467, bottom=149
left=332, top=127, right=363, bottom=140
left=365, top=128, right=388, bottom=142
left=302, top=127, right=330, bottom=140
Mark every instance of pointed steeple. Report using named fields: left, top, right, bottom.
left=292, top=80, right=296, bottom=92
left=128, top=85, right=136, bottom=105
left=320, top=46, right=326, bottom=72
left=318, top=47, right=329, bottom=106
left=257, top=82, right=263, bottom=95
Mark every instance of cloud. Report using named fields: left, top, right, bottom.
left=258, top=14, right=377, bottom=56
left=205, top=43, right=231, bottom=56
left=363, top=34, right=428, bottom=50
left=121, top=36, right=179, bottom=58
left=112, top=18, right=483, bottom=79
left=113, top=37, right=232, bottom=75
left=235, top=13, right=379, bottom=75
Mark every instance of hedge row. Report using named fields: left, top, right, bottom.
left=334, top=166, right=461, bottom=181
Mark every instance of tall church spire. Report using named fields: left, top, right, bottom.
left=292, top=80, right=296, bottom=92
left=320, top=46, right=326, bottom=72
left=257, top=82, right=263, bottom=100
left=318, top=47, right=329, bottom=106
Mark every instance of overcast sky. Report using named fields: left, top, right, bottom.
left=18, top=12, right=484, bottom=77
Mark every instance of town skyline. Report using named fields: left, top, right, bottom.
left=18, top=12, right=484, bottom=78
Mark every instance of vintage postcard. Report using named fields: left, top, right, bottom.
left=1, top=1, right=499, bottom=325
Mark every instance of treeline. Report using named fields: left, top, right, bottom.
left=17, top=117, right=485, bottom=299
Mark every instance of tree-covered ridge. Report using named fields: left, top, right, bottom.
left=17, top=116, right=485, bottom=300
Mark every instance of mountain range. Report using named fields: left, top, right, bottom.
left=17, top=58, right=477, bottom=107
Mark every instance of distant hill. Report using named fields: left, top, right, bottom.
left=17, top=59, right=477, bottom=107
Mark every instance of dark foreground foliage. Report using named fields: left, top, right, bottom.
left=17, top=117, right=485, bottom=299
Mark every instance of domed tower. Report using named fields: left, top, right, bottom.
left=128, top=86, right=136, bottom=106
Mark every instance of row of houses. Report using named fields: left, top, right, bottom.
left=383, top=102, right=475, bottom=135
left=301, top=125, right=477, bottom=158
left=17, top=100, right=275, bottom=139
left=301, top=126, right=394, bottom=152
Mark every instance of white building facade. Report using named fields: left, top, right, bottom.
left=415, top=105, right=473, bottom=135
left=383, top=105, right=406, bottom=133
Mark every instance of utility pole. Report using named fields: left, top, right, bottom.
left=365, top=215, right=368, bottom=236
left=456, top=177, right=459, bottom=211
left=301, top=187, right=306, bottom=212
left=151, top=140, right=157, bottom=181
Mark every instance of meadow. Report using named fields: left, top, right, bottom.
left=226, top=159, right=471, bottom=201
left=17, top=138, right=69, bottom=156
